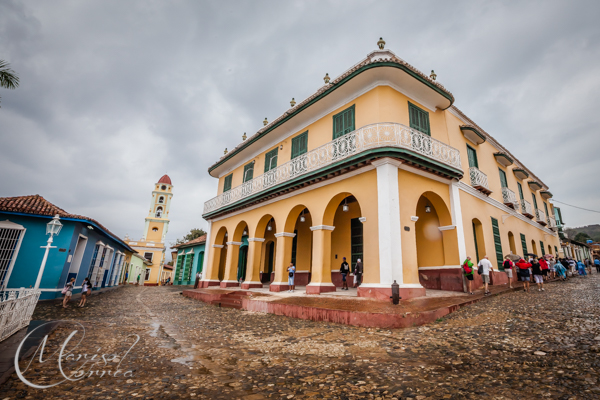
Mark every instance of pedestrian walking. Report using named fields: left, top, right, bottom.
left=595, top=258, right=600, bottom=273
left=555, top=261, right=567, bottom=281
left=503, top=256, right=514, bottom=289
left=548, top=257, right=556, bottom=279
left=531, top=257, right=545, bottom=292
left=136, top=274, right=141, bottom=285
left=194, top=271, right=200, bottom=289
left=516, top=258, right=532, bottom=293
left=478, top=256, right=494, bottom=295
left=539, top=257, right=549, bottom=282
left=287, top=262, right=296, bottom=292
left=578, top=260, right=587, bottom=277
left=62, top=277, right=75, bottom=308
left=353, top=259, right=363, bottom=287
left=462, top=256, right=475, bottom=294
left=78, top=277, right=91, bottom=308
left=340, top=257, right=350, bottom=290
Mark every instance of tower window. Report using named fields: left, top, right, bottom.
left=144, top=252, right=153, bottom=262
left=152, top=227, right=158, bottom=232
left=158, top=196, right=164, bottom=204
left=155, top=207, right=163, bottom=218
left=161, top=185, right=167, bottom=190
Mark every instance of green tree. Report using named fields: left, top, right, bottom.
left=172, top=228, right=207, bottom=246
left=0, top=60, right=19, bottom=107
left=574, top=232, right=592, bottom=243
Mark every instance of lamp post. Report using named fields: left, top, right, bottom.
left=34, top=214, right=63, bottom=290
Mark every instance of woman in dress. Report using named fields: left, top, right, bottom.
left=79, top=277, right=91, bottom=308
left=62, top=277, right=75, bottom=308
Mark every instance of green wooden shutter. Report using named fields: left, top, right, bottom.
left=175, top=254, right=185, bottom=281
left=291, top=230, right=298, bottom=266
left=554, top=246, right=558, bottom=256
left=540, top=241, right=545, bottom=256
left=491, top=217, right=504, bottom=269
left=543, top=202, right=549, bottom=217
left=264, top=148, right=278, bottom=172
left=408, top=102, right=430, bottom=135
left=223, top=174, right=233, bottom=192
left=517, top=182, right=524, bottom=200
left=520, top=234, right=528, bottom=255
left=531, top=193, right=538, bottom=210
left=291, top=131, right=308, bottom=159
left=467, top=145, right=479, bottom=168
left=499, top=168, right=508, bottom=188
left=197, top=252, right=204, bottom=273
left=351, top=218, right=364, bottom=266
left=472, top=222, right=480, bottom=262
left=332, top=105, right=355, bottom=139
left=243, top=162, right=254, bottom=182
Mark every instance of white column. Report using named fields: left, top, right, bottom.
left=450, top=181, right=467, bottom=262
left=373, top=158, right=403, bottom=285
left=200, top=220, right=212, bottom=282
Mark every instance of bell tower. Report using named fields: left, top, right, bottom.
left=143, top=174, right=173, bottom=243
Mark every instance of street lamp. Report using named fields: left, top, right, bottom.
left=34, top=215, right=63, bottom=289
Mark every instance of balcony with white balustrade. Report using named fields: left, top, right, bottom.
left=469, top=167, right=492, bottom=195
left=203, top=123, right=463, bottom=217
left=521, top=199, right=534, bottom=218
left=501, top=187, right=519, bottom=210
left=547, top=215, right=557, bottom=230
left=535, top=208, right=547, bottom=226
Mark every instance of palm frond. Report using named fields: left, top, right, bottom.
left=0, top=60, right=20, bottom=90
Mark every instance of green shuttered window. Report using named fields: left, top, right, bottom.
left=499, top=168, right=508, bottom=188
left=521, top=234, right=528, bottom=255
left=491, top=217, right=503, bottom=269
left=264, top=148, right=278, bottom=172
left=540, top=241, right=545, bottom=256
left=243, top=162, right=254, bottom=183
left=291, top=131, right=308, bottom=159
left=223, top=174, right=233, bottom=193
left=467, top=145, right=478, bottom=168
left=409, top=102, right=430, bottom=135
left=554, top=246, right=558, bottom=256
left=333, top=105, right=355, bottom=139
left=532, top=193, right=538, bottom=210
left=351, top=218, right=363, bottom=266
left=517, top=182, right=524, bottom=200
left=291, top=230, right=298, bottom=266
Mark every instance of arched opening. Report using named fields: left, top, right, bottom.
left=416, top=195, right=445, bottom=268
left=508, top=232, right=516, bottom=255
left=321, top=193, right=363, bottom=291
left=472, top=218, right=486, bottom=263
left=158, top=196, right=164, bottom=204
left=208, top=226, right=228, bottom=284
left=531, top=240, right=538, bottom=256
left=548, top=245, right=552, bottom=256
left=237, top=245, right=248, bottom=282
left=255, top=216, right=276, bottom=284
left=155, top=207, right=163, bottom=218
left=226, top=220, right=248, bottom=286
left=283, top=205, right=313, bottom=287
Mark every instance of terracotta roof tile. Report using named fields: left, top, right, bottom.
left=171, top=234, right=207, bottom=249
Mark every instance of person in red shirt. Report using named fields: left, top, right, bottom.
left=515, top=258, right=532, bottom=293
left=539, top=257, right=549, bottom=282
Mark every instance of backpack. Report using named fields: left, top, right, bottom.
left=477, top=264, right=483, bottom=275
left=462, top=261, right=472, bottom=274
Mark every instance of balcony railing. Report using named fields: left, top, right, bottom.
left=521, top=199, right=534, bottom=218
left=1, top=289, right=41, bottom=342
left=204, top=123, right=462, bottom=214
left=469, top=167, right=491, bottom=194
left=501, top=187, right=519, bottom=210
left=535, top=208, right=547, bottom=226
left=547, top=215, right=557, bottom=230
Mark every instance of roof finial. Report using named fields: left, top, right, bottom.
left=377, top=37, right=385, bottom=50
left=324, top=73, right=330, bottom=84
left=430, top=70, right=437, bottom=81
left=224, top=148, right=228, bottom=155
left=290, top=98, right=296, bottom=107
left=242, top=132, right=247, bottom=141
left=263, top=118, right=268, bottom=126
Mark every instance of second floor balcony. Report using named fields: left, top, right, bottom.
left=547, top=215, right=557, bottom=230
left=469, top=167, right=492, bottom=195
left=521, top=199, right=534, bottom=218
left=501, top=187, right=519, bottom=210
left=535, top=208, right=547, bottom=226
left=203, top=123, right=463, bottom=216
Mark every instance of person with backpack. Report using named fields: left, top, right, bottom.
left=462, top=256, right=475, bottom=294
left=503, top=256, right=515, bottom=289
left=516, top=258, right=532, bottom=293
left=539, top=257, right=549, bottom=282
left=62, top=277, right=75, bottom=308
left=340, top=257, right=350, bottom=290
left=287, top=262, right=296, bottom=292
left=478, top=256, right=494, bottom=296
left=531, top=256, right=545, bottom=291
left=353, top=259, right=363, bottom=287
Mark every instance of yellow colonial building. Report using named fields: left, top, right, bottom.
left=199, top=39, right=561, bottom=299
left=125, top=175, right=173, bottom=285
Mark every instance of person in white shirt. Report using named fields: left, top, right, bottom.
left=478, top=256, right=494, bottom=296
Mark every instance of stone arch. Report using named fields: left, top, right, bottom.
left=207, top=226, right=228, bottom=284
left=283, top=205, right=314, bottom=286
left=531, top=240, right=538, bottom=256
left=219, top=220, right=249, bottom=287
left=472, top=218, right=486, bottom=263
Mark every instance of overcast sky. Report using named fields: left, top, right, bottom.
left=2, top=0, right=600, bottom=258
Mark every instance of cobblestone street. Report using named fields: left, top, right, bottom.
left=2, top=275, right=600, bottom=399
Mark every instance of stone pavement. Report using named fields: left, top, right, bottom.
left=1, top=275, right=600, bottom=399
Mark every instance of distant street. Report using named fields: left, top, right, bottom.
left=2, top=276, right=600, bottom=399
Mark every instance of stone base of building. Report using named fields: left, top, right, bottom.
left=269, top=283, right=290, bottom=292
left=220, top=280, right=240, bottom=288
left=418, top=267, right=464, bottom=292
left=241, top=281, right=264, bottom=289
left=358, top=285, right=426, bottom=301
left=293, top=271, right=311, bottom=286
left=199, top=280, right=220, bottom=288
left=305, top=283, right=337, bottom=294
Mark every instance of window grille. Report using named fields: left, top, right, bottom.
left=0, top=225, right=25, bottom=290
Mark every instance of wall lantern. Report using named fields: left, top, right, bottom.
left=424, top=195, right=431, bottom=213
left=342, top=198, right=349, bottom=212
left=300, top=210, right=305, bottom=223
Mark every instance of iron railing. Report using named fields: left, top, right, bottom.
left=204, top=123, right=462, bottom=214
left=535, top=208, right=547, bottom=225
left=501, top=187, right=519, bottom=210
left=521, top=199, right=534, bottom=216
left=469, top=167, right=490, bottom=192
left=0, top=288, right=41, bottom=342
left=547, top=215, right=557, bottom=230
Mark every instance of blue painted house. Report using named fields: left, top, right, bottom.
left=171, top=235, right=207, bottom=285
left=0, top=195, right=135, bottom=300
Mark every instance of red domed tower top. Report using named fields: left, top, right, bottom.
left=157, top=174, right=172, bottom=185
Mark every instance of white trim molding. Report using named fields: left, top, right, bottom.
left=310, top=225, right=335, bottom=231
left=220, top=280, right=239, bottom=284
left=212, top=244, right=224, bottom=248
left=274, top=232, right=296, bottom=238
left=410, top=216, right=419, bottom=222
left=247, top=237, right=266, bottom=242
left=438, top=225, right=456, bottom=231
left=242, top=280, right=263, bottom=285
left=306, top=282, right=336, bottom=287
left=398, top=283, right=425, bottom=289
left=225, top=241, right=243, bottom=246
left=418, top=265, right=461, bottom=270
left=358, top=217, right=367, bottom=223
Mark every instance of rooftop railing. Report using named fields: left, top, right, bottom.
left=204, top=123, right=462, bottom=214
